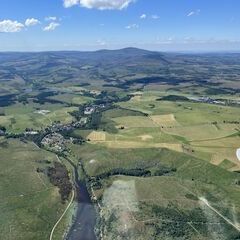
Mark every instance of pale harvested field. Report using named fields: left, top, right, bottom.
left=130, top=95, right=142, bottom=101
left=191, top=145, right=240, bottom=171
left=164, top=124, right=238, bottom=141
left=92, top=140, right=183, bottom=152
left=210, top=150, right=239, bottom=167
left=150, top=114, right=179, bottom=127
left=113, top=116, right=157, bottom=128
left=87, top=131, right=106, bottom=141
left=191, top=136, right=240, bottom=148
left=138, top=134, right=153, bottom=141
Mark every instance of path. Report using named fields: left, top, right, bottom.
left=49, top=190, right=75, bottom=240
left=199, top=197, right=240, bottom=232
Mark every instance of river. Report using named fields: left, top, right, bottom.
left=65, top=158, right=97, bottom=240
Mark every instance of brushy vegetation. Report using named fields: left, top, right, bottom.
left=47, top=161, right=72, bottom=202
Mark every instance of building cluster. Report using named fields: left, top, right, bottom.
left=41, top=133, right=66, bottom=152
left=83, top=104, right=105, bottom=115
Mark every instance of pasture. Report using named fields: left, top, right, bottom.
left=0, top=102, right=77, bottom=133
left=0, top=139, right=67, bottom=240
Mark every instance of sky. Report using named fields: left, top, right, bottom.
left=0, top=0, right=240, bottom=52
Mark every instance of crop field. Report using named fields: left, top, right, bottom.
left=150, top=114, right=180, bottom=127
left=48, top=93, right=93, bottom=105
left=163, top=123, right=238, bottom=141
left=1, top=51, right=240, bottom=240
left=0, top=102, right=77, bottom=133
left=112, top=116, right=157, bottom=128
left=0, top=139, right=67, bottom=240
left=87, top=131, right=106, bottom=141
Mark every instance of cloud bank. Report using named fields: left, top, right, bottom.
left=0, top=20, right=24, bottom=32
left=63, top=0, right=135, bottom=10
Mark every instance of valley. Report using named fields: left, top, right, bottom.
left=0, top=49, right=240, bottom=240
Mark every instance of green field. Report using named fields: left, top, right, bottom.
left=1, top=50, right=240, bottom=239
left=0, top=139, right=70, bottom=240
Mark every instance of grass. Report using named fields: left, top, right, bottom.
left=112, top=116, right=157, bottom=128
left=218, top=159, right=237, bottom=170
left=48, top=93, right=93, bottom=105
left=87, top=138, right=240, bottom=239
left=0, top=102, right=77, bottom=133
left=0, top=139, right=68, bottom=240
left=163, top=123, right=238, bottom=141
left=150, top=114, right=180, bottom=127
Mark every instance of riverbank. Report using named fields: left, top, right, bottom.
left=64, top=156, right=97, bottom=240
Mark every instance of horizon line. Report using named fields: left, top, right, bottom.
left=1, top=47, right=240, bottom=54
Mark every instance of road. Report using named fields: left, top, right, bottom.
left=199, top=197, right=240, bottom=232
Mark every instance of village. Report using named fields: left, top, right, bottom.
left=31, top=103, right=105, bottom=153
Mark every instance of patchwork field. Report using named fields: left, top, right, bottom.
left=1, top=50, right=240, bottom=240
left=0, top=102, right=77, bottom=133
left=70, top=141, right=240, bottom=240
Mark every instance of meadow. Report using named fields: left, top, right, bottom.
left=0, top=139, right=69, bottom=240
left=1, top=50, right=240, bottom=239
left=67, top=89, right=240, bottom=239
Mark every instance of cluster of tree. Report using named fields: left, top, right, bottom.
left=223, top=120, right=240, bottom=124
left=36, top=159, right=51, bottom=164
left=93, top=168, right=152, bottom=181
left=90, top=165, right=177, bottom=183
left=69, top=105, right=85, bottom=121
left=17, top=94, right=29, bottom=105
left=0, top=94, right=16, bottom=107
left=153, top=167, right=177, bottom=176
left=33, top=91, right=64, bottom=105
left=205, top=88, right=231, bottom=95
left=87, top=111, right=102, bottom=130
left=0, top=125, right=6, bottom=132
left=157, top=95, right=189, bottom=102
left=47, top=162, right=72, bottom=202
left=60, top=130, right=85, bottom=145
left=148, top=204, right=208, bottom=239
left=94, top=91, right=131, bottom=105
left=6, top=133, right=24, bottom=139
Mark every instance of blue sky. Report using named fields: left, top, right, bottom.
left=0, top=0, right=240, bottom=51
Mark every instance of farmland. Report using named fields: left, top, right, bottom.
left=0, top=139, right=69, bottom=240
left=0, top=49, right=240, bottom=239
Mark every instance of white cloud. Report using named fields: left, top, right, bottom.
left=140, top=14, right=146, bottom=19
left=63, top=0, right=79, bottom=8
left=63, top=0, right=135, bottom=10
left=97, top=39, right=106, bottom=46
left=187, top=9, right=200, bottom=17
left=151, top=14, right=159, bottom=19
left=25, top=18, right=40, bottom=27
left=0, top=20, right=24, bottom=33
left=125, top=23, right=139, bottom=29
left=43, top=22, right=60, bottom=31
left=45, top=16, right=57, bottom=21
